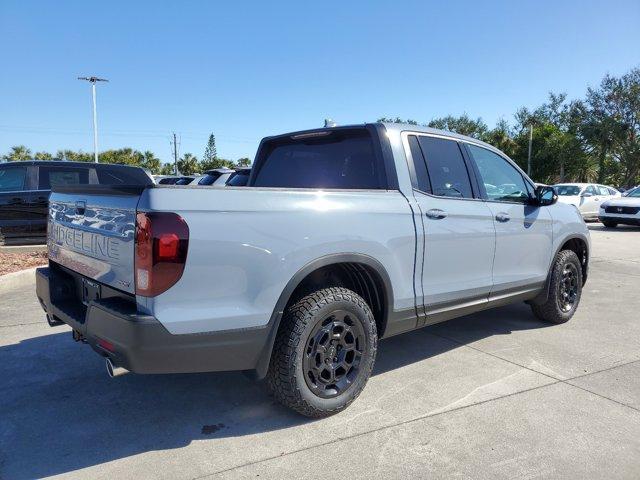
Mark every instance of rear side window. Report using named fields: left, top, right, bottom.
left=0, top=167, right=27, bottom=192
left=252, top=129, right=385, bottom=189
left=418, top=136, right=473, bottom=198
left=39, top=167, right=89, bottom=190
left=407, top=135, right=431, bottom=193
left=597, top=186, right=610, bottom=196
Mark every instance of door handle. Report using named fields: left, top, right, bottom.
left=495, top=212, right=510, bottom=222
left=425, top=208, right=447, bottom=219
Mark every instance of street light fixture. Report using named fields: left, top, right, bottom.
left=78, top=76, right=108, bottom=163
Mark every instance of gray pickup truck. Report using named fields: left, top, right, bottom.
left=36, top=123, right=590, bottom=417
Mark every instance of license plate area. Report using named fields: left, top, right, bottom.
left=81, top=278, right=101, bottom=306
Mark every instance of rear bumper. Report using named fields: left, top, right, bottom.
left=36, top=266, right=270, bottom=374
left=598, top=215, right=640, bottom=226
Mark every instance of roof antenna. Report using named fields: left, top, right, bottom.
left=324, top=118, right=337, bottom=128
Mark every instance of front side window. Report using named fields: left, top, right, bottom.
left=252, top=129, right=384, bottom=189
left=418, top=136, right=473, bottom=198
left=467, top=144, right=529, bottom=203
left=0, top=167, right=27, bottom=192
left=39, top=167, right=89, bottom=190
left=584, top=185, right=597, bottom=195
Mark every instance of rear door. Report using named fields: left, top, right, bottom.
left=580, top=184, right=600, bottom=217
left=48, top=186, right=140, bottom=294
left=0, top=164, right=32, bottom=240
left=403, top=133, right=496, bottom=317
left=465, top=144, right=552, bottom=294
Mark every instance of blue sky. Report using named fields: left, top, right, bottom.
left=1, top=0, right=638, bottom=163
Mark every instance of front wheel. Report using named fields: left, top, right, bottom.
left=266, top=287, right=377, bottom=418
left=531, top=249, right=583, bottom=324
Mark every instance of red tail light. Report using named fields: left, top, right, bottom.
left=135, top=212, right=189, bottom=297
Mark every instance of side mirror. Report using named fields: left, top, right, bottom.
left=581, top=191, right=593, bottom=197
left=534, top=185, right=557, bottom=206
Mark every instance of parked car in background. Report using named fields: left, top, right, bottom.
left=599, top=186, right=640, bottom=227
left=0, top=161, right=152, bottom=242
left=195, top=168, right=234, bottom=186
left=225, top=167, right=251, bottom=186
left=553, top=183, right=621, bottom=220
left=157, top=176, right=197, bottom=185
left=37, top=123, right=589, bottom=417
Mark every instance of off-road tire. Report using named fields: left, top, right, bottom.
left=601, top=220, right=618, bottom=228
left=266, top=287, right=377, bottom=418
left=531, top=249, right=583, bottom=324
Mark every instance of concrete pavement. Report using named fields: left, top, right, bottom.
left=1, top=224, right=639, bottom=479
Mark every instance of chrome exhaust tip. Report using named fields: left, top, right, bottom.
left=105, top=358, right=129, bottom=378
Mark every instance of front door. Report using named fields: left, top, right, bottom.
left=465, top=144, right=552, bottom=295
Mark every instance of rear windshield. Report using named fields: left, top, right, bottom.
left=555, top=185, right=581, bottom=196
left=252, top=129, right=385, bottom=189
left=226, top=171, right=251, bottom=186
left=96, top=166, right=152, bottom=185
left=198, top=172, right=223, bottom=185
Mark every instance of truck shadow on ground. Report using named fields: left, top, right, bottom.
left=1, top=302, right=549, bottom=479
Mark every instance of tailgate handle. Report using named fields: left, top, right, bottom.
left=75, top=200, right=86, bottom=215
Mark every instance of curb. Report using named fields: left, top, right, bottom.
left=0, top=267, right=38, bottom=295
left=0, top=244, right=47, bottom=254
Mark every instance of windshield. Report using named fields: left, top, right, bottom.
left=555, top=185, right=581, bottom=196
left=627, top=187, right=640, bottom=197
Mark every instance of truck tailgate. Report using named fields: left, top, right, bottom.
left=47, top=186, right=143, bottom=294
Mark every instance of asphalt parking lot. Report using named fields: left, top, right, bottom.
left=1, top=224, right=639, bottom=479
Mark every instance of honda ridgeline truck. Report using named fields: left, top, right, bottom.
left=36, top=123, right=590, bottom=417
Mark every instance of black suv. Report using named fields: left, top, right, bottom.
left=0, top=161, right=152, bottom=242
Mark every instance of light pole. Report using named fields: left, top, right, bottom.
left=527, top=123, right=533, bottom=177
left=78, top=76, right=108, bottom=163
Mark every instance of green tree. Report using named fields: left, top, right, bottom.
left=2, top=145, right=32, bottom=161
left=159, top=163, right=175, bottom=175
left=200, top=157, right=235, bottom=171
left=177, top=153, right=200, bottom=175
left=203, top=134, right=218, bottom=163
left=428, top=114, right=488, bottom=139
left=56, top=150, right=93, bottom=162
left=34, top=151, right=54, bottom=160
left=236, top=157, right=251, bottom=167
left=377, top=117, right=419, bottom=125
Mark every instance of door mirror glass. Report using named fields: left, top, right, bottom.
left=535, top=185, right=557, bottom=206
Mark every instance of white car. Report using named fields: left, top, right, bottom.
left=599, top=186, right=640, bottom=227
left=553, top=183, right=621, bottom=220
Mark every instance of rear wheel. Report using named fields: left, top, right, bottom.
left=601, top=220, right=618, bottom=228
left=266, top=287, right=377, bottom=418
left=531, top=249, right=583, bottom=324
